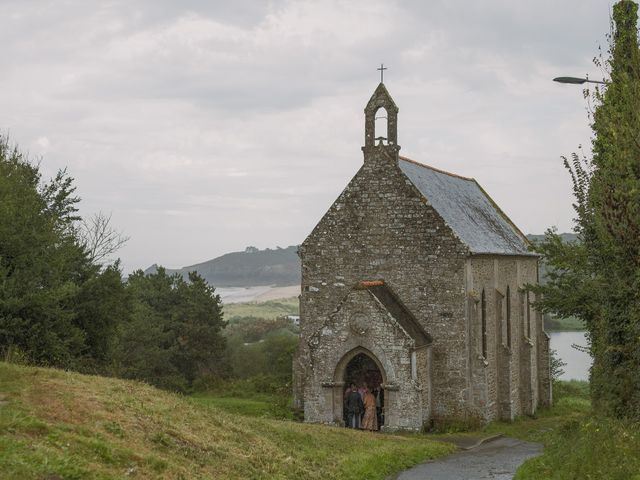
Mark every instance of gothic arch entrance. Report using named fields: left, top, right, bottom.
left=333, top=347, right=386, bottom=429
left=344, top=353, right=383, bottom=391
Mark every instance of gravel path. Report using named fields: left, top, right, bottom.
left=394, top=437, right=542, bottom=480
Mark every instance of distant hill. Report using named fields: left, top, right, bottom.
left=145, top=234, right=577, bottom=288
left=145, top=245, right=300, bottom=287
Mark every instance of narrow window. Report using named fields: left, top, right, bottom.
left=520, top=290, right=527, bottom=339
left=506, top=286, right=511, bottom=348
left=496, top=290, right=504, bottom=346
left=411, top=351, right=417, bottom=380
left=374, top=107, right=388, bottom=145
left=481, top=289, right=487, bottom=358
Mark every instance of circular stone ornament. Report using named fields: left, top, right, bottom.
left=349, top=313, right=369, bottom=336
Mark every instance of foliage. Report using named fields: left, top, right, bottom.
left=0, top=133, right=279, bottom=395
left=225, top=330, right=297, bottom=384
left=113, top=268, right=227, bottom=393
left=221, top=307, right=299, bottom=392
left=531, top=0, right=640, bottom=419
left=73, top=262, right=131, bottom=371
left=0, top=134, right=258, bottom=395
left=553, top=379, right=590, bottom=401
left=549, top=348, right=567, bottom=382
left=515, top=416, right=640, bottom=480
left=0, top=135, right=111, bottom=369
left=472, top=380, right=640, bottom=478
left=511, top=383, right=639, bottom=480
left=0, top=135, right=134, bottom=375
left=478, top=373, right=639, bottom=479
left=0, top=361, right=455, bottom=480
left=225, top=314, right=297, bottom=342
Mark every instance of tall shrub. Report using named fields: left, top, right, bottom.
left=533, top=1, right=640, bottom=418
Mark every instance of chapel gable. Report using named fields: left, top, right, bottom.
left=294, top=79, right=551, bottom=430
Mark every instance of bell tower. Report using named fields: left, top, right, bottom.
left=362, top=78, right=400, bottom=159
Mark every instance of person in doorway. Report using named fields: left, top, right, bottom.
left=343, top=385, right=352, bottom=426
left=357, top=384, right=367, bottom=424
left=374, top=387, right=383, bottom=428
left=345, top=383, right=363, bottom=429
left=358, top=384, right=366, bottom=400
left=361, top=387, right=378, bottom=431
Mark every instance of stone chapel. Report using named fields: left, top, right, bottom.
left=293, top=82, right=552, bottom=431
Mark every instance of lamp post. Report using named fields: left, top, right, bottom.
left=553, top=76, right=606, bottom=85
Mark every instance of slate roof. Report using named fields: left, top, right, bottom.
left=398, top=156, right=533, bottom=256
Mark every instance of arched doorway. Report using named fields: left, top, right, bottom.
left=344, top=353, right=383, bottom=391
left=335, top=349, right=386, bottom=429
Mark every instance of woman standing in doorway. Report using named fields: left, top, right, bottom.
left=361, top=387, right=378, bottom=431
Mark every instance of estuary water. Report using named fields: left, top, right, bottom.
left=549, top=330, right=591, bottom=381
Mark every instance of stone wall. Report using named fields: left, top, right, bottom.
left=536, top=309, right=552, bottom=407
left=465, top=255, right=542, bottom=421
left=303, top=288, right=426, bottom=429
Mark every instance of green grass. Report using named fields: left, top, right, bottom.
left=0, top=362, right=453, bottom=479
left=223, top=297, right=299, bottom=320
left=190, top=393, right=293, bottom=420
left=544, top=315, right=586, bottom=331
left=7, top=364, right=635, bottom=479
left=514, top=415, right=640, bottom=480
left=481, top=388, right=591, bottom=444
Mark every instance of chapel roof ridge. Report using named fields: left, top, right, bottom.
left=398, top=155, right=475, bottom=182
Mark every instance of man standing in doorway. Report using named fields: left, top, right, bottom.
left=345, top=383, right=364, bottom=428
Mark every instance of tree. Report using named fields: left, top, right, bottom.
left=0, top=136, right=87, bottom=367
left=74, top=262, right=131, bottom=371
left=114, top=268, right=226, bottom=392
left=0, top=135, right=129, bottom=371
left=550, top=349, right=567, bottom=383
left=170, top=271, right=227, bottom=386
left=533, top=0, right=640, bottom=418
left=78, top=212, right=129, bottom=265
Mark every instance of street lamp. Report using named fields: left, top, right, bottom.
left=553, top=76, right=606, bottom=85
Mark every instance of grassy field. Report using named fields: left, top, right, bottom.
left=190, top=392, right=293, bottom=420
left=470, top=381, right=591, bottom=448
left=0, top=362, right=453, bottom=479
left=511, top=383, right=640, bottom=480
left=514, top=412, right=640, bottom=480
left=470, top=380, right=640, bottom=480
left=4, top=360, right=637, bottom=479
left=223, top=297, right=299, bottom=320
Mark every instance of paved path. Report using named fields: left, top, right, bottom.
left=394, top=437, right=542, bottom=480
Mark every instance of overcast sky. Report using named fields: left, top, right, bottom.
left=1, top=1, right=615, bottom=272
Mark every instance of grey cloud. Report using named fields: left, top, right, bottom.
left=0, top=0, right=610, bottom=272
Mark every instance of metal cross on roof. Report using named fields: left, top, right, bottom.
left=377, top=63, right=387, bottom=83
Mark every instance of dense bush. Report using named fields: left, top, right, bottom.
left=0, top=136, right=228, bottom=393
left=0, top=135, right=128, bottom=370
left=113, top=268, right=226, bottom=392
